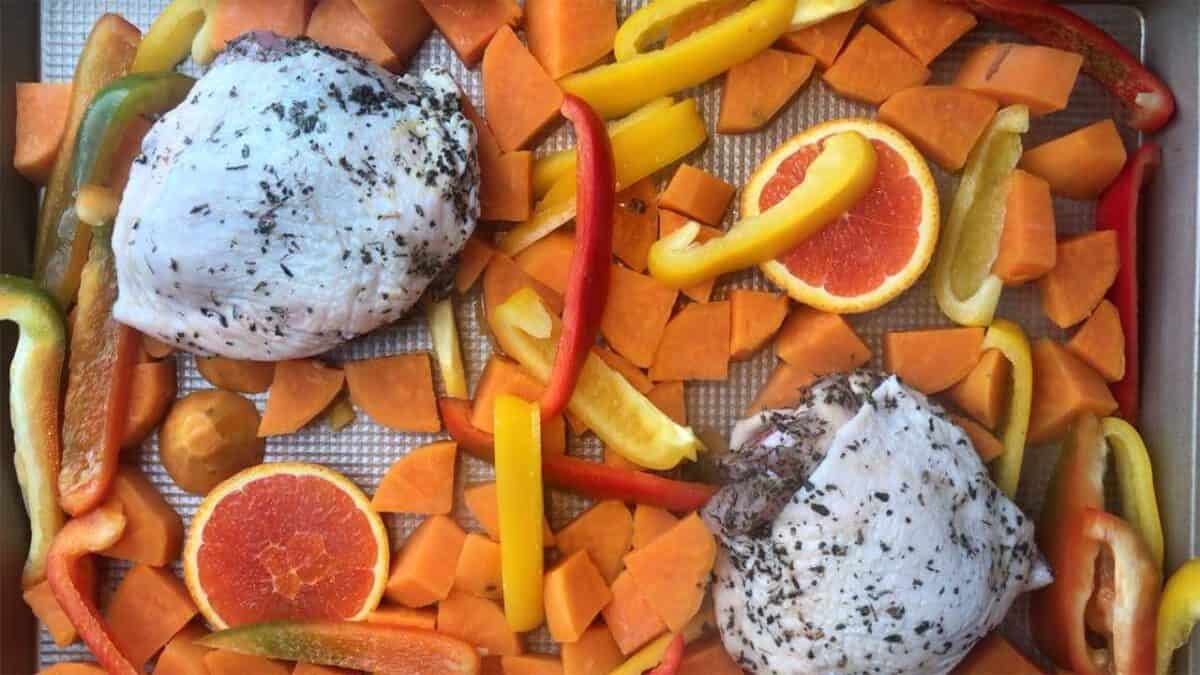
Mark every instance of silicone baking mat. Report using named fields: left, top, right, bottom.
left=36, top=0, right=1143, bottom=667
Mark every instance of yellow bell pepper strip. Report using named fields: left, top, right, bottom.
left=0, top=275, right=67, bottom=588
left=34, top=15, right=140, bottom=307
left=560, top=0, right=796, bottom=119
left=1101, top=416, right=1164, bottom=570
left=647, top=132, right=876, bottom=288
left=493, top=394, right=546, bottom=632
left=979, top=318, right=1032, bottom=497
left=613, top=0, right=723, bottom=61
left=491, top=288, right=703, bottom=470
left=1157, top=558, right=1200, bottom=675
left=608, top=608, right=711, bottom=675
left=502, top=98, right=707, bottom=256
left=425, top=297, right=468, bottom=399
left=932, top=105, right=1029, bottom=327
left=131, top=0, right=214, bottom=73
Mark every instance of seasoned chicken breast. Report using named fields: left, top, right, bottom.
left=113, top=33, right=478, bottom=360
left=707, top=372, right=1051, bottom=675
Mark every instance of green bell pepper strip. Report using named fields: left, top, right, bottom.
left=0, top=275, right=67, bottom=588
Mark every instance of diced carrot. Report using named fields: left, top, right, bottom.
left=949, top=413, right=1005, bottom=463
left=483, top=26, right=564, bottom=152
left=23, top=575, right=86, bottom=647
left=631, top=505, right=679, bottom=551
left=595, top=346, right=654, bottom=394
left=561, top=624, right=624, bottom=675
left=515, top=231, right=575, bottom=295
left=884, top=327, right=985, bottom=394
left=471, top=355, right=544, bottom=432
left=1066, top=299, right=1125, bottom=383
left=729, top=289, right=789, bottom=361
left=14, top=82, right=72, bottom=185
left=865, top=0, right=977, bottom=65
left=746, top=362, right=817, bottom=414
left=293, top=663, right=356, bottom=675
left=648, top=381, right=687, bottom=425
left=992, top=169, right=1057, bottom=284
left=953, top=42, right=1082, bottom=116
left=602, top=571, right=668, bottom=655
left=1019, top=119, right=1128, bottom=199
left=622, top=514, right=716, bottom=632
left=306, top=0, right=400, bottom=71
left=877, top=86, right=998, bottom=171
left=372, top=441, right=457, bottom=514
left=1038, top=231, right=1120, bottom=328
left=718, top=49, right=816, bottom=134
left=650, top=301, right=731, bottom=382
left=777, top=7, right=862, bottom=69
left=612, top=178, right=659, bottom=272
left=953, top=631, right=1043, bottom=674
left=419, top=0, right=521, bottom=66
left=456, top=236, right=497, bottom=293
left=481, top=150, right=534, bottom=222
left=100, top=465, right=184, bottom=566
left=659, top=165, right=736, bottom=227
left=152, top=623, right=211, bottom=675
left=203, top=651, right=291, bottom=675
left=555, top=500, right=634, bottom=583
left=454, top=532, right=503, bottom=600
left=106, top=565, right=198, bottom=667
left=946, top=348, right=1011, bottom=430
left=352, top=0, right=432, bottom=66
left=503, top=655, right=565, bottom=675
left=464, top=481, right=556, bottom=547
left=484, top=253, right=565, bottom=322
left=666, top=0, right=748, bottom=45
left=345, top=353, right=440, bottom=432
left=258, top=359, right=344, bottom=436
left=775, top=306, right=870, bottom=373
left=209, top=0, right=311, bottom=53
left=544, top=551, right=613, bottom=643
left=823, top=25, right=930, bottom=105
left=121, top=359, right=177, bottom=448
left=142, top=334, right=175, bottom=360
left=110, top=115, right=153, bottom=195
left=658, top=210, right=721, bottom=302
left=196, top=356, right=275, bottom=394
left=438, top=589, right=524, bottom=656
left=385, top=515, right=467, bottom=607
left=678, top=636, right=743, bottom=675
left=526, top=0, right=617, bottom=78
left=366, top=605, right=437, bottom=630
left=600, top=265, right=678, bottom=368
left=37, top=664, right=105, bottom=675
left=1028, top=339, right=1118, bottom=444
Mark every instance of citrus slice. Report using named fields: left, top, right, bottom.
left=184, top=462, right=389, bottom=629
left=744, top=118, right=939, bottom=313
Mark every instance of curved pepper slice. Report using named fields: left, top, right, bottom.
left=425, top=298, right=468, bottom=399
left=131, top=0, right=214, bottom=73
left=647, top=132, right=876, bottom=289
left=560, top=0, right=795, bottom=119
left=490, top=288, right=703, bottom=470
left=1101, top=416, right=1164, bottom=569
left=0, top=275, right=66, bottom=588
left=648, top=634, right=686, bottom=675
left=979, top=319, right=1032, bottom=497
left=493, top=395, right=546, bottom=632
left=613, top=0, right=724, bottom=61
left=932, top=105, right=1028, bottom=327
left=1157, top=558, right=1200, bottom=675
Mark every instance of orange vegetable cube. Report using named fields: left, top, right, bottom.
left=561, top=624, right=624, bottom=675
left=503, top=655, right=565, bottom=675
left=515, top=231, right=575, bottom=295
left=209, top=0, right=311, bottom=52
left=954, top=632, right=1043, bottom=674
left=992, top=169, right=1057, bottom=284
left=950, top=413, right=1005, bottom=463
left=258, top=358, right=345, bottom=436
left=152, top=623, right=211, bottom=675
left=306, top=0, right=401, bottom=71
left=729, top=290, right=789, bottom=361
left=472, top=355, right=545, bottom=432
left=455, top=236, right=497, bottom=293
left=865, top=0, right=977, bottom=65
left=953, top=42, right=1082, bottom=116
left=679, top=636, right=743, bottom=675
left=1028, top=339, right=1118, bottom=444
left=365, top=605, right=437, bottom=630
left=746, top=362, right=818, bottom=414
left=1020, top=119, right=1128, bottom=199
left=650, top=301, right=731, bottom=382
left=602, top=571, right=668, bottom=654
left=544, top=551, right=613, bottom=643
left=884, top=326, right=985, bottom=394
left=555, top=500, right=633, bottom=583
left=481, top=150, right=534, bottom=222
left=454, top=532, right=504, bottom=600
left=351, top=0, right=433, bottom=66
left=777, top=7, right=861, bottom=68
left=600, top=265, right=678, bottom=368
left=14, top=81, right=72, bottom=185
left=612, top=178, right=660, bottom=272
left=718, top=49, right=816, bottom=134
left=622, top=514, right=716, bottom=632
left=525, top=0, right=617, bottom=78
left=196, top=356, right=275, bottom=394
left=418, top=0, right=521, bottom=66
left=877, top=86, right=998, bottom=172
left=385, top=515, right=467, bottom=607
left=659, top=164, right=736, bottom=227
left=106, top=565, right=198, bottom=667
left=666, top=0, right=748, bottom=45
left=775, top=306, right=871, bottom=373
left=648, top=381, right=687, bottom=424
left=438, top=589, right=524, bottom=656
left=594, top=346, right=654, bottom=394
left=823, top=25, right=930, bottom=105
left=1038, top=230, right=1120, bottom=328
left=461, top=92, right=504, bottom=161
left=658, top=209, right=722, bottom=302
left=1066, top=299, right=1125, bottom=382
left=371, top=441, right=457, bottom=514
left=23, top=577, right=83, bottom=647
left=100, top=465, right=184, bottom=566
left=203, top=651, right=291, bottom=675
left=464, top=481, right=556, bottom=546
left=631, top=505, right=679, bottom=551
left=344, top=353, right=440, bottom=432
left=946, top=349, right=1011, bottom=430
left=483, top=25, right=564, bottom=152
left=483, top=252, right=565, bottom=322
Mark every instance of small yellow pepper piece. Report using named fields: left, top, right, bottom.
left=1156, top=558, right=1200, bottom=675
left=425, top=297, right=468, bottom=399
left=1102, top=416, right=1165, bottom=569
left=131, top=0, right=213, bottom=73
left=493, top=394, right=545, bottom=632
left=561, top=0, right=796, bottom=118
left=607, top=607, right=711, bottom=675
left=325, top=391, right=356, bottom=431
left=647, top=132, right=876, bottom=288
left=979, top=318, right=1032, bottom=497
left=613, top=0, right=724, bottom=62
left=491, top=289, right=703, bottom=470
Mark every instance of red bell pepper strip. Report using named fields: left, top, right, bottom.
left=948, top=0, right=1175, bottom=132
left=440, top=399, right=716, bottom=511
left=540, top=94, right=615, bottom=421
left=1096, top=143, right=1160, bottom=423
left=47, top=503, right=139, bottom=675
left=648, top=634, right=685, bottom=675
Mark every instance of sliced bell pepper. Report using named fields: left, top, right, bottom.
left=613, top=0, right=722, bottom=61
left=979, top=318, right=1032, bottom=497
left=932, top=105, right=1028, bottom=327
left=425, top=298, right=469, bottom=399
left=1101, top=416, right=1164, bottom=569
left=493, top=394, right=546, bottom=632
left=47, top=503, right=138, bottom=675
left=440, top=398, right=717, bottom=511
left=560, top=0, right=795, bottom=119
left=541, top=94, right=615, bottom=421
left=948, top=0, right=1175, bottom=132
left=0, top=275, right=67, bottom=588
left=647, top=132, right=876, bottom=288
left=131, top=0, right=214, bottom=73
left=489, top=288, right=704, bottom=470
left=502, top=98, right=707, bottom=256
left=1157, top=558, right=1200, bottom=675
left=1097, top=143, right=1160, bottom=423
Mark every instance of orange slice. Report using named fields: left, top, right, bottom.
left=183, top=462, right=389, bottom=629
left=744, top=118, right=938, bottom=313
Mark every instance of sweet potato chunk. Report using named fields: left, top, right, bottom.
left=594, top=346, right=654, bottom=394
left=352, top=0, right=432, bottom=65
left=121, top=359, right=177, bottom=448
left=729, top=290, right=789, bottom=361
left=631, top=505, right=679, bottom=551
left=561, top=624, right=624, bottom=675
left=306, top=0, right=400, bottom=70
left=345, top=353, right=440, bottom=432
left=954, top=632, right=1043, bottom=674
left=1028, top=339, right=1117, bottom=444
left=650, top=301, right=731, bottom=382
left=371, top=441, right=457, bottom=514
left=877, top=86, right=998, bottom=172
left=954, top=42, right=1082, bottom=115
left=555, top=500, right=633, bottom=583
left=472, top=355, right=543, bottom=432
left=1019, top=119, right=1127, bottom=199
left=454, top=532, right=503, bottom=600
left=455, top=236, right=497, bottom=293
left=515, top=231, right=575, bottom=295
left=419, top=0, right=521, bottom=66
left=106, top=565, right=198, bottom=667
left=866, top=0, right=977, bottom=65
left=746, top=362, right=817, bottom=414
left=777, top=7, right=861, bottom=68
left=884, top=327, right=984, bottom=394
left=385, top=515, right=467, bottom=607
left=100, top=465, right=184, bottom=566
left=525, top=0, right=617, bottom=78
left=203, top=651, right=290, bottom=675
left=196, top=356, right=275, bottom=394
left=502, top=655, right=565, bottom=675
left=365, top=605, right=437, bottom=630
left=258, top=359, right=344, bottom=436
left=600, top=265, right=678, bottom=368
left=622, top=514, right=716, bottom=632
left=823, top=25, right=930, bottom=105
left=718, top=49, right=816, bottom=134
left=1038, top=231, right=1120, bottom=328
left=483, top=253, right=565, bottom=322
left=438, top=589, right=524, bottom=656
left=601, top=571, right=667, bottom=655
left=775, top=306, right=870, bottom=374
left=659, top=164, right=736, bottom=227
left=209, top=0, right=311, bottom=52
left=483, top=25, right=564, bottom=152
left=611, top=178, right=659, bottom=272
left=544, top=551, right=613, bottom=643
left=946, top=349, right=1011, bottom=430
left=14, top=81, right=72, bottom=185
left=950, top=413, right=1005, bottom=463
left=24, top=573, right=88, bottom=647
left=152, top=623, right=212, bottom=675
left=658, top=210, right=722, bottom=302
left=992, top=169, right=1057, bottom=284
left=679, top=636, right=744, bottom=675
left=481, top=150, right=534, bottom=222
left=464, top=481, right=556, bottom=546
left=1066, top=299, right=1125, bottom=383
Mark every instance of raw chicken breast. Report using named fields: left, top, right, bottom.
left=113, top=34, right=479, bottom=360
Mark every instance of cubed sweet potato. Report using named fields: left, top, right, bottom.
left=950, top=413, right=1005, bottom=463
left=718, top=49, right=816, bottom=134
left=659, top=165, right=736, bottom=226
left=502, top=655, right=565, bottom=675
left=482, top=25, right=564, bottom=152
left=1066, top=299, right=1125, bottom=382
left=561, top=624, right=624, bottom=675
left=515, top=231, right=575, bottom=295
left=306, top=0, right=400, bottom=71
left=729, top=289, right=789, bottom=361
left=1028, top=339, right=1117, bottom=444
left=14, top=81, right=72, bottom=185
left=203, top=651, right=291, bottom=675
left=365, top=605, right=437, bottom=630
left=100, top=465, right=184, bottom=566
left=884, top=327, right=984, bottom=394
left=555, top=500, right=633, bottom=583
left=877, top=86, right=998, bottom=172
left=600, top=265, right=678, bottom=368
left=106, top=565, right=198, bottom=667
left=946, top=348, right=1011, bottom=430
left=544, top=551, right=613, bottom=643
left=953, top=42, right=1082, bottom=116
left=371, top=441, right=457, bottom=514
left=611, top=178, right=659, bottom=272
left=121, top=359, right=177, bottom=448
left=196, top=356, right=275, bottom=394
left=1038, top=231, right=1120, bottom=328
left=650, top=301, right=731, bottom=382
left=209, top=0, right=311, bottom=52
left=601, top=571, right=666, bottom=655
left=152, top=623, right=212, bottom=675
left=24, top=574, right=87, bottom=647
left=419, top=0, right=521, bottom=66
left=954, top=632, right=1043, bottom=674
left=455, top=236, right=497, bottom=293
left=352, top=0, right=432, bottom=66
left=454, top=532, right=503, bottom=600
left=525, top=0, right=616, bottom=78
left=777, top=7, right=861, bottom=68
left=823, top=25, right=930, bottom=105
left=631, top=505, right=679, bottom=551
left=345, top=353, right=440, bottom=432
left=992, top=169, right=1057, bottom=284
left=438, top=589, right=524, bottom=656
left=622, top=514, right=716, bottom=632
left=865, top=0, right=977, bottom=65
left=385, top=515, right=467, bottom=607
left=258, top=359, right=344, bottom=436
left=775, top=306, right=871, bottom=374
left=746, top=362, right=817, bottom=414
left=1019, top=119, right=1127, bottom=199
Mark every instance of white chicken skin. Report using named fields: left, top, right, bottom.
left=706, top=372, right=1051, bottom=674
left=113, top=33, right=478, bottom=360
